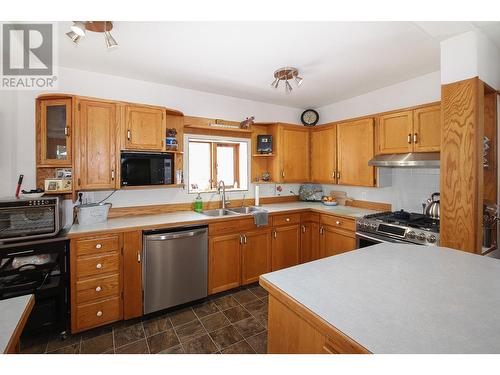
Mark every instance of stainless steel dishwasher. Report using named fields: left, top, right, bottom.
left=143, top=225, right=208, bottom=314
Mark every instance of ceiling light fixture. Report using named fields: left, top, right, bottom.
left=66, top=21, right=118, bottom=49
left=271, top=67, right=303, bottom=94
left=65, top=31, right=81, bottom=45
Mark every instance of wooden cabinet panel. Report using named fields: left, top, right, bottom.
left=241, top=229, right=272, bottom=285
left=125, top=105, right=165, bottom=151
left=272, top=213, right=301, bottom=227
left=268, top=295, right=326, bottom=354
left=76, top=274, right=120, bottom=304
left=209, top=218, right=256, bottom=236
left=75, top=235, right=120, bottom=257
left=271, top=225, right=300, bottom=271
left=320, top=214, right=355, bottom=232
left=300, top=222, right=320, bottom=264
left=311, top=126, right=337, bottom=183
left=76, top=253, right=120, bottom=279
left=208, top=233, right=242, bottom=294
left=75, top=297, right=121, bottom=332
left=39, top=98, right=72, bottom=166
left=337, top=118, right=375, bottom=187
left=76, top=100, right=118, bottom=190
left=377, top=110, right=413, bottom=154
left=123, top=231, right=143, bottom=319
left=320, top=226, right=356, bottom=258
left=413, top=104, right=441, bottom=152
left=280, top=127, right=310, bottom=183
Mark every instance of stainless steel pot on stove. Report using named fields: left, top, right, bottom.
left=424, top=192, right=440, bottom=219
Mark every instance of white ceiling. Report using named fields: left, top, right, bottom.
left=56, top=21, right=500, bottom=109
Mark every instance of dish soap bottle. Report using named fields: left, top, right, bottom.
left=194, top=193, right=203, bottom=213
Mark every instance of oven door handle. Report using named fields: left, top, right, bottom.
left=356, top=232, right=410, bottom=245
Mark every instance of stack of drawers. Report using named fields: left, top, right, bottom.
left=71, top=234, right=122, bottom=333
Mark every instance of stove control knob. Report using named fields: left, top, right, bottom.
left=417, top=233, right=426, bottom=241
left=427, top=234, right=437, bottom=243
left=370, top=223, right=377, bottom=231
left=406, top=231, right=416, bottom=239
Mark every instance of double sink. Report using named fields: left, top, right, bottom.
left=201, top=206, right=263, bottom=217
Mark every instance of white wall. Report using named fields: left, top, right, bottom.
left=441, top=29, right=500, bottom=90
left=317, top=71, right=441, bottom=124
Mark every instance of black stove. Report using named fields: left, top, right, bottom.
left=356, top=210, right=440, bottom=246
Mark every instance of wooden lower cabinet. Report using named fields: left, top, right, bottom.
left=300, top=213, right=320, bottom=263
left=70, top=234, right=123, bottom=333
left=320, top=225, right=356, bottom=258
left=241, top=229, right=272, bottom=285
left=122, top=231, right=143, bottom=320
left=264, top=283, right=370, bottom=354
left=271, top=225, right=300, bottom=271
left=208, top=233, right=242, bottom=294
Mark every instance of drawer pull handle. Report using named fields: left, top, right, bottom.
left=95, top=243, right=102, bottom=249
left=336, top=221, right=341, bottom=225
left=96, top=263, right=102, bottom=269
left=96, top=311, right=103, bottom=317
left=95, top=286, right=102, bottom=292
left=285, top=218, right=290, bottom=222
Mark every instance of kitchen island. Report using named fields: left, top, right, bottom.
left=260, top=243, right=500, bottom=354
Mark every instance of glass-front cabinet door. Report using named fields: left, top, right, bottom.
left=40, top=98, right=72, bottom=165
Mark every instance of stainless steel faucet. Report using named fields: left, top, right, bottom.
left=217, top=180, right=229, bottom=209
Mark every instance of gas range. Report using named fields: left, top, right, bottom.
left=356, top=210, right=440, bottom=246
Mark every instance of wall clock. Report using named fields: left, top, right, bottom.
left=301, top=109, right=319, bottom=126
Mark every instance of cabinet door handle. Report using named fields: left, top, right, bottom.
left=320, top=226, right=324, bottom=235
left=96, top=263, right=102, bottom=269
left=96, top=311, right=103, bottom=317
left=111, top=170, right=115, bottom=180
left=332, top=170, right=336, bottom=179
left=281, top=170, right=285, bottom=178
left=127, top=130, right=131, bottom=140
left=336, top=220, right=341, bottom=225
left=413, top=133, right=418, bottom=143
left=239, top=234, right=243, bottom=244
left=301, top=225, right=306, bottom=233
left=285, top=218, right=290, bottom=222
left=64, top=126, right=69, bottom=136
left=336, top=171, right=341, bottom=179
left=243, top=234, right=247, bottom=244
left=95, top=286, right=102, bottom=292
left=272, top=230, right=277, bottom=239
left=407, top=134, right=412, bottom=144
left=137, top=252, right=141, bottom=263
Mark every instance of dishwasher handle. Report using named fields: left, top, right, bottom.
left=145, top=228, right=207, bottom=241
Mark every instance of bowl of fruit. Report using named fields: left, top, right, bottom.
left=321, top=196, right=338, bottom=206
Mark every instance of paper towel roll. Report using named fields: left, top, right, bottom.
left=255, top=185, right=260, bottom=206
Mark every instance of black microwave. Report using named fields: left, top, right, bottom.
left=121, top=152, right=174, bottom=186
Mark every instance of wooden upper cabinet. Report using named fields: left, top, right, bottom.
left=377, top=110, right=413, bottom=154
left=75, top=99, right=118, bottom=190
left=412, top=104, right=441, bottom=152
left=279, top=126, right=310, bottom=183
left=39, top=98, right=72, bottom=166
left=125, top=105, right=165, bottom=151
left=337, top=118, right=375, bottom=187
left=241, top=229, right=272, bottom=285
left=310, top=126, right=337, bottom=184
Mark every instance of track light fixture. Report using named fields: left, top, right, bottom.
left=66, top=21, right=119, bottom=49
left=271, top=67, right=303, bottom=94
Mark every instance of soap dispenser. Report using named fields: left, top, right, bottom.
left=194, top=193, right=203, bottom=213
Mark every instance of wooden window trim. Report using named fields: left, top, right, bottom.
left=188, top=140, right=241, bottom=191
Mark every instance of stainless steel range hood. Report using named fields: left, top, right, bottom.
left=368, top=152, right=440, bottom=168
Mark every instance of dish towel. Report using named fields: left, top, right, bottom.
left=253, top=209, right=269, bottom=227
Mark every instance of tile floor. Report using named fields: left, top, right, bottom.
left=19, top=283, right=269, bottom=354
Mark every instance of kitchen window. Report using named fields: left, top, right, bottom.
left=188, top=137, right=248, bottom=192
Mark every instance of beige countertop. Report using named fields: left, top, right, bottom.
left=68, top=201, right=378, bottom=237
left=0, top=295, right=34, bottom=353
